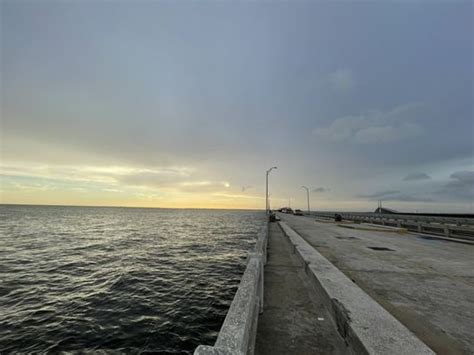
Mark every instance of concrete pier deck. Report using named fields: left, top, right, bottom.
left=278, top=213, right=474, bottom=354
left=255, top=222, right=348, bottom=355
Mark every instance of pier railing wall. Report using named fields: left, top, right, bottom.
left=194, top=221, right=268, bottom=355
left=310, top=212, right=474, bottom=241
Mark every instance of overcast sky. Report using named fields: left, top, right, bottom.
left=1, top=0, right=473, bottom=212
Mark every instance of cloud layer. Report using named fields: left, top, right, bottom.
left=358, top=190, right=400, bottom=199
left=312, top=187, right=330, bottom=193
left=403, top=173, right=431, bottom=181
left=313, top=104, right=424, bottom=144
left=438, top=171, right=474, bottom=200
left=1, top=2, right=472, bottom=211
left=328, top=69, right=355, bottom=92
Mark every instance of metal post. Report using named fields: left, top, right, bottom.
left=265, top=172, right=268, bottom=213
left=302, top=186, right=310, bottom=214
left=265, top=167, right=277, bottom=214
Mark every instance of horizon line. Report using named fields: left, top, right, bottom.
left=0, top=203, right=265, bottom=211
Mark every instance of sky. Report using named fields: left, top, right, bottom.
left=1, top=0, right=473, bottom=212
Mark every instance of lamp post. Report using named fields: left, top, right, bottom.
left=266, top=166, right=277, bottom=214
left=301, top=186, right=310, bottom=214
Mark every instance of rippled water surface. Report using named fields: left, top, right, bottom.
left=0, top=205, right=265, bottom=353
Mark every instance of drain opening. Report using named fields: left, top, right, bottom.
left=336, top=236, right=359, bottom=240
left=419, top=236, right=445, bottom=241
left=367, top=246, right=394, bottom=251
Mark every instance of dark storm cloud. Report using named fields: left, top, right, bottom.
left=312, top=187, right=330, bottom=193
left=381, top=194, right=433, bottom=202
left=403, top=173, right=431, bottom=181
left=358, top=190, right=400, bottom=199
left=358, top=189, right=433, bottom=202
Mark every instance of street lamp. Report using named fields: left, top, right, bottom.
left=301, top=186, right=310, bottom=214
left=266, top=166, right=277, bottom=214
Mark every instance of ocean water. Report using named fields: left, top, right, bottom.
left=0, top=205, right=265, bottom=353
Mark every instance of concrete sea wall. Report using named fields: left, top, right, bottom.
left=194, top=221, right=268, bottom=355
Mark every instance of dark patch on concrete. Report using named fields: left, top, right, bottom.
left=332, top=298, right=351, bottom=339
left=367, top=246, right=395, bottom=251
left=336, top=236, right=359, bottom=240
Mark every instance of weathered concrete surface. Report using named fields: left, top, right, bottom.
left=214, top=256, right=260, bottom=354
left=280, top=221, right=433, bottom=355
left=255, top=223, right=348, bottom=355
left=279, top=213, right=474, bottom=354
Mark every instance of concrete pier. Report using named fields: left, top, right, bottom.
left=195, top=214, right=473, bottom=354
left=278, top=213, right=474, bottom=354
